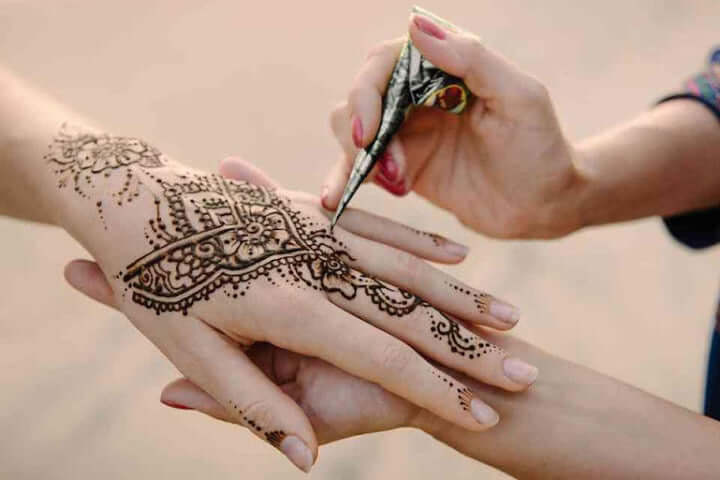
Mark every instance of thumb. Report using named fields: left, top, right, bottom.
left=409, top=12, right=548, bottom=112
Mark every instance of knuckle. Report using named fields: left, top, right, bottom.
left=395, top=251, right=426, bottom=286
left=518, top=76, right=549, bottom=104
left=348, top=84, right=371, bottom=105
left=375, top=341, right=415, bottom=373
left=329, top=103, right=348, bottom=134
left=238, top=398, right=276, bottom=432
left=366, top=39, right=398, bottom=61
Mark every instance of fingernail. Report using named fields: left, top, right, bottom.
left=470, top=398, right=499, bottom=426
left=503, top=357, right=539, bottom=386
left=352, top=116, right=364, bottom=149
left=443, top=240, right=469, bottom=258
left=489, top=301, right=521, bottom=325
left=160, top=399, right=193, bottom=410
left=280, top=436, right=314, bottom=473
left=413, top=14, right=447, bottom=40
left=375, top=171, right=406, bottom=196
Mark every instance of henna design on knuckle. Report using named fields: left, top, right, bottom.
left=228, top=400, right=287, bottom=448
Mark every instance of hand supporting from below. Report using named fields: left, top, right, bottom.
left=52, top=143, right=536, bottom=472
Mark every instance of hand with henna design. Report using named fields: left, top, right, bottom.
left=0, top=67, right=536, bottom=474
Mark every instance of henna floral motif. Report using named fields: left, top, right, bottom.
left=46, top=125, right=167, bottom=227
left=119, top=171, right=424, bottom=318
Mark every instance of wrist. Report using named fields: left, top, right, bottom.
left=0, top=131, right=69, bottom=226
left=531, top=144, right=589, bottom=238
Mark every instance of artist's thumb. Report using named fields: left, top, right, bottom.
left=408, top=12, right=551, bottom=117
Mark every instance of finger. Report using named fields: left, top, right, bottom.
left=219, top=156, right=280, bottom=189
left=273, top=300, right=499, bottom=431
left=132, top=310, right=317, bottom=473
left=335, top=230, right=520, bottom=329
left=329, top=102, right=357, bottom=160
left=347, top=38, right=405, bottom=148
left=320, top=206, right=469, bottom=264
left=409, top=12, right=546, bottom=112
left=64, top=259, right=117, bottom=309
left=324, top=264, right=535, bottom=392
left=320, top=156, right=355, bottom=210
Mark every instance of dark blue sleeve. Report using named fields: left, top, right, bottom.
left=663, top=207, right=720, bottom=249
left=659, top=47, right=720, bottom=249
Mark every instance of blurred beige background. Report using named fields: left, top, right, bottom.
left=1, top=1, right=719, bottom=478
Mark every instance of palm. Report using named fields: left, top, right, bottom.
left=248, top=343, right=416, bottom=444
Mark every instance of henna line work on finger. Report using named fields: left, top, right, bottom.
left=428, top=310, right=501, bottom=359
left=431, top=369, right=473, bottom=411
left=445, top=280, right=491, bottom=314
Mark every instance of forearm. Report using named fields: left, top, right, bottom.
left=0, top=67, right=91, bottom=224
left=570, top=99, right=720, bottom=229
left=414, top=340, right=720, bottom=479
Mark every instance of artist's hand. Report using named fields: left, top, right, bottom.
left=56, top=138, right=536, bottom=472
left=324, top=12, right=582, bottom=239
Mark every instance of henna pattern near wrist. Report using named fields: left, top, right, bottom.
left=46, top=124, right=167, bottom=226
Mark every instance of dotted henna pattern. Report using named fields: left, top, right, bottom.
left=446, top=280, right=491, bottom=314
left=228, top=400, right=287, bottom=448
left=119, top=170, right=427, bottom=317
left=46, top=124, right=167, bottom=229
left=431, top=369, right=474, bottom=411
left=428, top=310, right=502, bottom=359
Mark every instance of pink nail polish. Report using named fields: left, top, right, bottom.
left=378, top=152, right=399, bottom=182
left=161, top=399, right=193, bottom=410
left=352, top=116, right=364, bottom=148
left=375, top=172, right=406, bottom=196
left=413, top=15, right=447, bottom=40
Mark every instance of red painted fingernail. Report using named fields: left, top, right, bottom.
left=413, top=14, right=447, bottom=40
left=161, top=399, right=193, bottom=410
left=352, top=116, right=364, bottom=148
left=375, top=172, right=406, bottom=196
left=378, top=151, right=399, bottom=183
